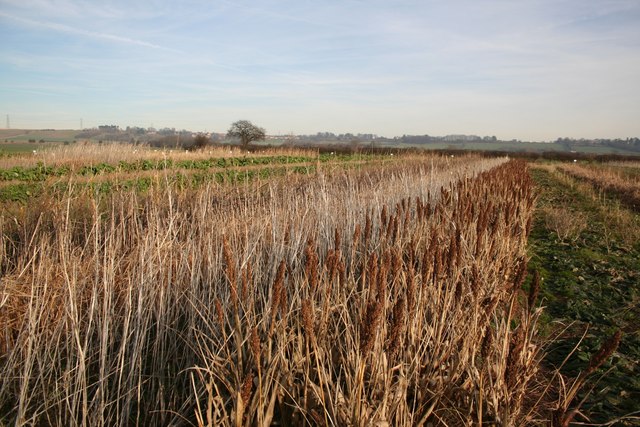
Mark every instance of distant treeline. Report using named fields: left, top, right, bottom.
left=294, top=132, right=640, bottom=152
left=68, top=126, right=640, bottom=154
left=261, top=142, right=640, bottom=161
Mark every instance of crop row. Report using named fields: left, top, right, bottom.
left=558, top=163, right=640, bottom=212
left=0, top=165, right=320, bottom=202
left=0, top=153, right=369, bottom=182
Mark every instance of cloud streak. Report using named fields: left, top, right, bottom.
left=0, top=11, right=170, bottom=50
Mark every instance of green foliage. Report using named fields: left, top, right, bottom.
left=0, top=156, right=325, bottom=184
left=79, top=163, right=117, bottom=176
left=0, top=163, right=65, bottom=181
left=0, top=183, right=42, bottom=202
left=0, top=153, right=389, bottom=207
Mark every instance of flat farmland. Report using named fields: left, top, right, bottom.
left=0, top=144, right=634, bottom=425
left=0, top=129, right=78, bottom=141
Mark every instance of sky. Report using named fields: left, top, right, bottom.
left=1, top=0, right=639, bottom=141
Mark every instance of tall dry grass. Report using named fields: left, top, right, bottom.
left=603, top=160, right=640, bottom=170
left=558, top=163, right=640, bottom=212
left=540, top=206, right=588, bottom=243
left=0, top=155, right=546, bottom=425
left=538, top=163, right=640, bottom=248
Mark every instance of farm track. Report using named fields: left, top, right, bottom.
left=528, top=164, right=640, bottom=424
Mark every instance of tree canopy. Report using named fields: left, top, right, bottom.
left=227, top=120, right=266, bottom=148
left=191, top=133, right=210, bottom=150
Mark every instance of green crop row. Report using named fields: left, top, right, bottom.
left=0, top=164, right=71, bottom=181
left=0, top=155, right=337, bottom=182
left=0, top=165, right=318, bottom=203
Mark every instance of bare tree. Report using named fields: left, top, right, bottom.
left=227, top=120, right=266, bottom=148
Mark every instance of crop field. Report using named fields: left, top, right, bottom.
left=0, top=144, right=392, bottom=203
left=0, top=144, right=634, bottom=426
left=0, top=129, right=79, bottom=142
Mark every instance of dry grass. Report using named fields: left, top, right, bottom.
left=548, top=163, right=640, bottom=248
left=0, top=154, right=549, bottom=425
left=604, top=160, right=640, bottom=169
left=541, top=206, right=588, bottom=243
left=558, top=163, right=640, bottom=212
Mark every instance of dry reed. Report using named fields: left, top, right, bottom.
left=0, top=154, right=552, bottom=426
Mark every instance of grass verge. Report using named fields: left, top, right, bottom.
left=528, top=165, right=640, bottom=424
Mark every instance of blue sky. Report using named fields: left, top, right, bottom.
left=1, top=0, right=639, bottom=140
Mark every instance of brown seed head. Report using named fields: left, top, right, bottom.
left=364, top=213, right=372, bottom=248
left=483, top=296, right=500, bottom=322
left=512, top=258, right=528, bottom=292
left=301, top=298, right=315, bottom=343
left=304, top=238, right=319, bottom=292
left=433, top=250, right=443, bottom=281
left=278, top=283, right=288, bottom=317
left=587, top=330, right=622, bottom=374
left=360, top=299, right=383, bottom=356
left=505, top=327, right=526, bottom=389
left=240, top=372, right=254, bottom=409
left=214, top=298, right=224, bottom=327
left=455, top=229, right=462, bottom=267
left=454, top=280, right=463, bottom=302
left=334, top=227, right=341, bottom=251
left=326, top=249, right=337, bottom=281
left=385, top=296, right=405, bottom=358
left=391, top=249, right=402, bottom=280
left=352, top=223, right=361, bottom=250
left=381, top=205, right=388, bottom=229
left=367, top=252, right=379, bottom=292
left=250, top=326, right=261, bottom=364
left=481, top=328, right=493, bottom=360
left=390, top=215, right=399, bottom=242
left=337, top=258, right=346, bottom=291
left=403, top=205, right=410, bottom=236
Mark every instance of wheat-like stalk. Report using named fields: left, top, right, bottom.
left=0, top=153, right=551, bottom=426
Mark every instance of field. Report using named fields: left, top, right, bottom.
left=0, top=144, right=636, bottom=425
left=0, top=129, right=78, bottom=142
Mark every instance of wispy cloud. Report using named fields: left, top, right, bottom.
left=0, top=10, right=171, bottom=50
left=1, top=0, right=639, bottom=139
